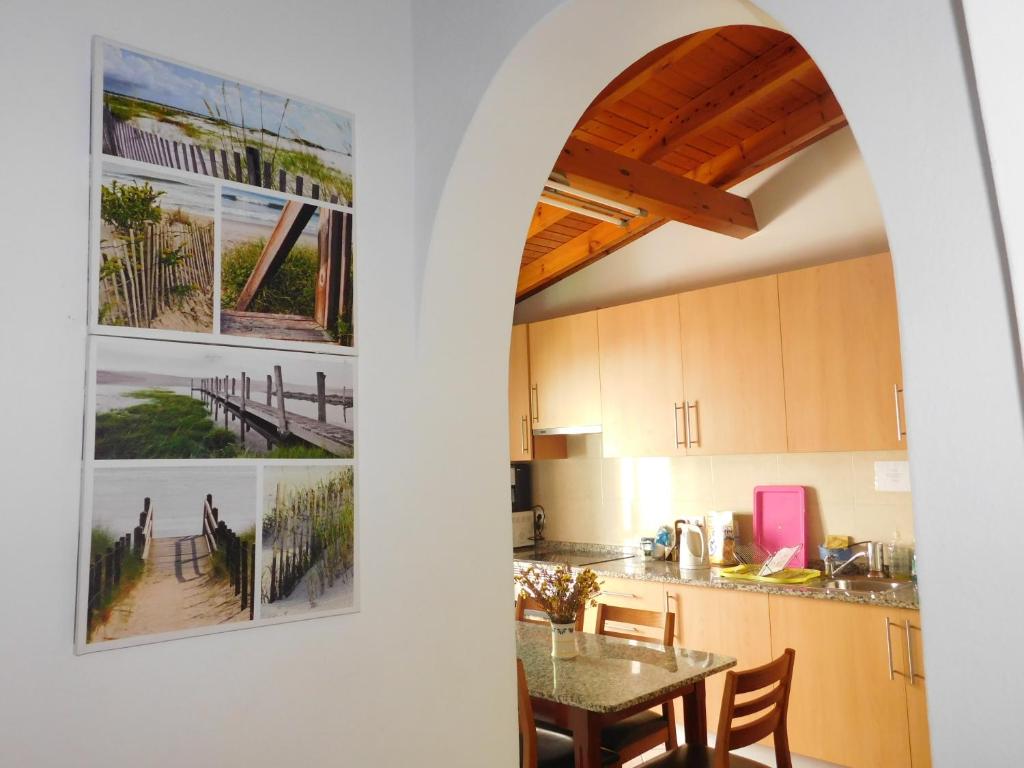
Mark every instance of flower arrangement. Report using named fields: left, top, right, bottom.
left=515, top=564, right=602, bottom=625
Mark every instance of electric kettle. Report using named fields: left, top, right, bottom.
left=675, top=519, right=710, bottom=570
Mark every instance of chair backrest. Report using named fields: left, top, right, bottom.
left=595, top=603, right=675, bottom=646
left=713, top=648, right=797, bottom=768
left=515, top=595, right=585, bottom=631
left=516, top=659, right=538, bottom=768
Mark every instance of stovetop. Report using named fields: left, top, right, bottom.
left=514, top=551, right=637, bottom=567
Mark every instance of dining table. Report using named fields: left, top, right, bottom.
left=516, top=622, right=736, bottom=768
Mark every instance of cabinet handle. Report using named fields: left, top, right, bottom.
left=663, top=590, right=669, bottom=613
left=520, top=415, right=529, bottom=454
left=894, top=384, right=906, bottom=442
left=531, top=385, right=539, bottom=423
left=884, top=617, right=896, bottom=680
left=685, top=401, right=700, bottom=448
left=673, top=403, right=685, bottom=448
left=601, top=591, right=637, bottom=599
left=904, top=619, right=922, bottom=684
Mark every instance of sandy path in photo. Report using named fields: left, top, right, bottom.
left=261, top=561, right=354, bottom=619
left=92, top=535, right=247, bottom=642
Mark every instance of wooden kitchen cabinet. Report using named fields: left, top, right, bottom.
left=678, top=275, right=788, bottom=454
left=768, top=595, right=924, bottom=768
left=666, top=585, right=773, bottom=734
left=585, top=577, right=665, bottom=638
left=893, top=608, right=932, bottom=768
left=598, top=296, right=686, bottom=458
left=528, top=312, right=602, bottom=431
left=778, top=252, right=905, bottom=452
left=508, top=325, right=533, bottom=461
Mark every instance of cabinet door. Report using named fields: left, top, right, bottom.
left=508, top=325, right=533, bottom=460
left=893, top=609, right=931, bottom=768
left=585, top=577, right=665, bottom=637
left=597, top=296, right=686, bottom=458
left=667, top=585, right=773, bottom=735
left=528, top=312, right=602, bottom=431
left=778, top=252, right=905, bottom=451
left=768, top=595, right=912, bottom=768
left=678, top=275, right=788, bottom=454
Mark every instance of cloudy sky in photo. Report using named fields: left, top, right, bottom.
left=103, top=44, right=352, bottom=155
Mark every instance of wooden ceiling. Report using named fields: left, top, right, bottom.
left=517, top=25, right=848, bottom=300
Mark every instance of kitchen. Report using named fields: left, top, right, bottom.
left=509, top=27, right=927, bottom=768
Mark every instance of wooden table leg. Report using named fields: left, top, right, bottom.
left=681, top=679, right=708, bottom=747
left=568, top=707, right=603, bottom=768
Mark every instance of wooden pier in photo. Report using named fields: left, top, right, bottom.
left=192, top=366, right=353, bottom=456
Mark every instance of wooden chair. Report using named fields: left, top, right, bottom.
left=642, top=648, right=797, bottom=768
left=515, top=595, right=586, bottom=631
left=517, top=659, right=621, bottom=768
left=594, top=603, right=677, bottom=763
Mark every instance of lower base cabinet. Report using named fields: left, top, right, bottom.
left=665, top=586, right=773, bottom=736
left=767, top=595, right=930, bottom=768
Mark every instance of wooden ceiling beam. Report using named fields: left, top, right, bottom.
left=575, top=29, right=720, bottom=127
left=687, top=93, right=848, bottom=189
left=525, top=202, right=572, bottom=239
left=516, top=215, right=661, bottom=299
left=554, top=137, right=758, bottom=238
left=619, top=41, right=815, bottom=164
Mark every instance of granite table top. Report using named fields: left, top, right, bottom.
left=515, top=621, right=736, bottom=714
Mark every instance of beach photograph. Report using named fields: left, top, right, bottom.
left=96, top=164, right=214, bottom=332
left=99, top=41, right=354, bottom=205
left=85, top=465, right=257, bottom=645
left=261, top=464, right=355, bottom=619
left=92, top=336, right=356, bottom=460
left=221, top=188, right=354, bottom=347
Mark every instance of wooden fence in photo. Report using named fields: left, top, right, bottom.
left=194, top=366, right=354, bottom=455
left=202, top=494, right=256, bottom=619
left=98, top=220, right=214, bottom=328
left=87, top=497, right=154, bottom=633
left=102, top=108, right=347, bottom=205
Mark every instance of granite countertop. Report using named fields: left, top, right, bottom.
left=514, top=544, right=920, bottom=610
left=516, top=621, right=736, bottom=713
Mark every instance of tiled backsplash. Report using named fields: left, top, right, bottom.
left=531, top=434, right=914, bottom=550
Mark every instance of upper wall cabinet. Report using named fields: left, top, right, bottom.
left=678, top=275, right=788, bottom=455
left=528, top=312, right=602, bottom=432
left=508, top=325, right=533, bottom=461
left=778, top=252, right=905, bottom=452
left=598, top=296, right=686, bottom=458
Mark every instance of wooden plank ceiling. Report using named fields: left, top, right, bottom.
left=517, top=25, right=848, bottom=300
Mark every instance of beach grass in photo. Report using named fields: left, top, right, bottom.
left=101, top=43, right=354, bottom=205
left=86, top=466, right=258, bottom=644
left=97, top=166, right=215, bottom=332
left=261, top=465, right=355, bottom=619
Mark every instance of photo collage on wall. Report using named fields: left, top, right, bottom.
left=76, top=39, right=358, bottom=653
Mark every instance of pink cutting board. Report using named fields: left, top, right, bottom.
left=753, top=485, right=807, bottom=567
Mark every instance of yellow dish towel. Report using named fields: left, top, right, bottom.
left=719, top=564, right=822, bottom=584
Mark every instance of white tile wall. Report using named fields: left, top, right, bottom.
left=533, top=435, right=914, bottom=551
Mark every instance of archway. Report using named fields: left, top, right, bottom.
left=415, top=1, right=1024, bottom=764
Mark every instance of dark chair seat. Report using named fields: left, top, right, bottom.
left=643, top=744, right=770, bottom=768
left=599, top=710, right=671, bottom=752
left=535, top=727, right=620, bottom=768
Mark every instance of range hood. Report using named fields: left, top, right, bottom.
left=532, top=424, right=602, bottom=436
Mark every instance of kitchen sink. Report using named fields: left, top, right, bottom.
left=820, top=578, right=913, bottom=593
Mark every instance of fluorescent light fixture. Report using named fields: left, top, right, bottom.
left=539, top=193, right=629, bottom=226
left=543, top=178, right=645, bottom=218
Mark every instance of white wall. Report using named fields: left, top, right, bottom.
left=962, top=0, right=1024, bottom=375
left=515, top=127, right=889, bottom=323
left=413, top=2, right=1024, bottom=767
left=0, top=2, right=454, bottom=766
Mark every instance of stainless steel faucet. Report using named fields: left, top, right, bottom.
left=825, top=551, right=866, bottom=577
